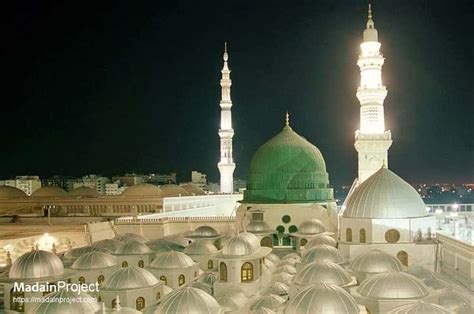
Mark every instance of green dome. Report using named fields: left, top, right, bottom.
left=244, top=125, right=333, bottom=203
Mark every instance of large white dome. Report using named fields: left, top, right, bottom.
left=154, top=287, right=223, bottom=313
left=9, top=250, right=64, bottom=279
left=301, top=245, right=344, bottom=264
left=71, top=251, right=118, bottom=270
left=293, top=261, right=353, bottom=287
left=350, top=249, right=403, bottom=274
left=102, top=266, right=159, bottom=290
left=222, top=232, right=261, bottom=256
left=343, top=167, right=427, bottom=219
left=285, top=283, right=359, bottom=314
left=149, top=251, right=195, bottom=269
left=358, top=272, right=430, bottom=299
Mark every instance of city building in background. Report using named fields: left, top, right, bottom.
left=0, top=176, right=42, bottom=196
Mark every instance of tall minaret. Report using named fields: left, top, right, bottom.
left=354, top=4, right=392, bottom=183
left=218, top=43, right=235, bottom=193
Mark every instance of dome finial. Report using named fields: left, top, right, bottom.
left=367, top=3, right=375, bottom=29
left=285, top=111, right=290, bottom=127
left=382, top=159, right=387, bottom=168
left=223, top=42, right=228, bottom=62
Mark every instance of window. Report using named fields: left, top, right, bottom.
left=252, top=213, right=263, bottom=221
left=138, top=260, right=144, bottom=268
left=276, top=225, right=285, bottom=234
left=122, top=261, right=128, bottom=267
left=300, top=238, right=308, bottom=246
left=241, top=262, right=253, bottom=282
left=397, top=251, right=408, bottom=266
left=208, top=259, right=214, bottom=269
left=385, top=229, right=400, bottom=243
left=97, top=275, right=105, bottom=285
left=359, top=228, right=366, bottom=243
left=220, top=262, right=227, bottom=282
left=346, top=228, right=352, bottom=242
left=136, top=297, right=145, bottom=311
left=178, top=274, right=185, bottom=286
left=282, top=215, right=291, bottom=223
left=79, top=276, right=85, bottom=284
left=288, top=225, right=298, bottom=233
left=112, top=299, right=117, bottom=309
left=159, top=276, right=167, bottom=285
left=156, top=292, right=161, bottom=300
left=194, top=271, right=197, bottom=277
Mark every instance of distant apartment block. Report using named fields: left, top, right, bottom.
left=0, top=176, right=42, bottom=196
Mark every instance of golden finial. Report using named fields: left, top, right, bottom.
left=285, top=111, right=290, bottom=127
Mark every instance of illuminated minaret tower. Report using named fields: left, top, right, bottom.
left=354, top=4, right=392, bottom=183
left=218, top=43, right=235, bottom=193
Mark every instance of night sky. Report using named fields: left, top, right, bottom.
left=2, top=0, right=473, bottom=185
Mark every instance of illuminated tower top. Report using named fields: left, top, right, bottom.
left=354, top=4, right=392, bottom=183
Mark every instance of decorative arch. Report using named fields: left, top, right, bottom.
left=260, top=237, right=272, bottom=248
left=121, top=261, right=128, bottom=267
left=346, top=228, right=352, bottom=242
left=220, top=262, right=227, bottom=282
left=208, top=259, right=214, bottom=269
left=300, top=238, right=308, bottom=246
left=397, top=251, right=408, bottom=266
left=78, top=276, right=85, bottom=284
left=159, top=275, right=167, bottom=285
left=178, top=274, right=185, bottom=286
left=241, top=262, right=254, bottom=282
left=112, top=299, right=117, bottom=309
left=97, top=275, right=105, bottom=285
left=138, top=260, right=144, bottom=268
left=156, top=292, right=161, bottom=300
left=136, top=297, right=145, bottom=311
left=359, top=228, right=366, bottom=243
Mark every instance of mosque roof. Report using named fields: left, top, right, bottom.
left=71, top=251, right=118, bottom=270
left=293, top=260, right=353, bottom=287
left=9, top=250, right=65, bottom=279
left=31, top=186, right=67, bottom=197
left=357, top=272, right=430, bottom=299
left=102, top=266, right=160, bottom=290
left=243, top=121, right=333, bottom=204
left=300, top=245, right=345, bottom=264
left=186, top=225, right=220, bottom=239
left=0, top=185, right=27, bottom=198
left=120, top=183, right=163, bottom=197
left=92, top=239, right=124, bottom=252
left=219, top=232, right=271, bottom=258
left=154, top=287, right=223, bottom=314
left=249, top=294, right=286, bottom=311
left=296, top=218, right=326, bottom=235
left=114, top=240, right=152, bottom=255
left=149, top=251, right=195, bottom=269
left=114, top=233, right=149, bottom=244
left=180, top=183, right=206, bottom=195
left=69, top=186, right=99, bottom=197
left=305, top=233, right=338, bottom=248
left=387, top=301, right=451, bottom=314
left=343, top=167, right=428, bottom=219
left=246, top=220, right=273, bottom=234
left=183, top=240, right=219, bottom=255
left=159, top=184, right=191, bottom=197
left=349, top=249, right=403, bottom=274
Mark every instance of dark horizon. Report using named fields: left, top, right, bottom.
left=2, top=0, right=473, bottom=185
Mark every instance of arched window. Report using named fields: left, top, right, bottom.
left=10, top=288, right=24, bottom=312
left=136, top=297, right=145, bottom=311
left=122, top=261, right=128, bottom=267
left=138, top=260, right=144, bottom=268
left=241, top=262, right=253, bottom=282
left=220, top=262, right=227, bottom=282
left=79, top=276, right=85, bottom=284
left=156, top=292, right=161, bottom=300
left=260, top=237, right=272, bottom=248
left=346, top=228, right=352, bottom=242
left=159, top=275, right=167, bottom=285
left=112, top=299, right=117, bottom=309
left=208, top=259, right=214, bottom=269
left=397, top=251, right=408, bottom=266
left=178, top=274, right=185, bottom=286
left=300, top=238, right=308, bottom=246
left=97, top=275, right=105, bottom=285
left=359, top=228, right=366, bottom=243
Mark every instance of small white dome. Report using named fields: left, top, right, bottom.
left=358, top=272, right=430, bottom=299
left=9, top=250, right=64, bottom=279
left=215, top=288, right=247, bottom=312
left=30, top=289, right=100, bottom=313
left=64, top=246, right=101, bottom=260
left=266, top=253, right=281, bottom=264
left=282, top=253, right=301, bottom=263
left=183, top=240, right=218, bottom=255
left=188, top=225, right=220, bottom=239
left=273, top=265, right=297, bottom=275
left=102, top=266, right=159, bottom=290
left=350, top=249, right=403, bottom=274
left=388, top=301, right=451, bottom=314
left=149, top=251, right=195, bottom=269
left=92, top=239, right=124, bottom=252
left=271, top=272, right=294, bottom=286
left=222, top=232, right=261, bottom=256
left=285, top=283, right=359, bottom=314
left=298, top=218, right=326, bottom=235
left=249, top=294, right=286, bottom=311
left=343, top=167, right=428, bottom=219
left=246, top=220, right=272, bottom=233
left=114, top=233, right=149, bottom=244
left=293, top=261, right=352, bottom=287
left=71, top=251, right=118, bottom=270
left=301, top=245, right=344, bottom=264
left=305, top=234, right=337, bottom=248
left=115, top=241, right=151, bottom=255
left=155, top=286, right=223, bottom=313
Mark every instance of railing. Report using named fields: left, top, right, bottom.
left=115, top=215, right=235, bottom=224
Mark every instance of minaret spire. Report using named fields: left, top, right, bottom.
left=285, top=111, right=290, bottom=127
left=218, top=42, right=236, bottom=194
left=354, top=4, right=392, bottom=183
